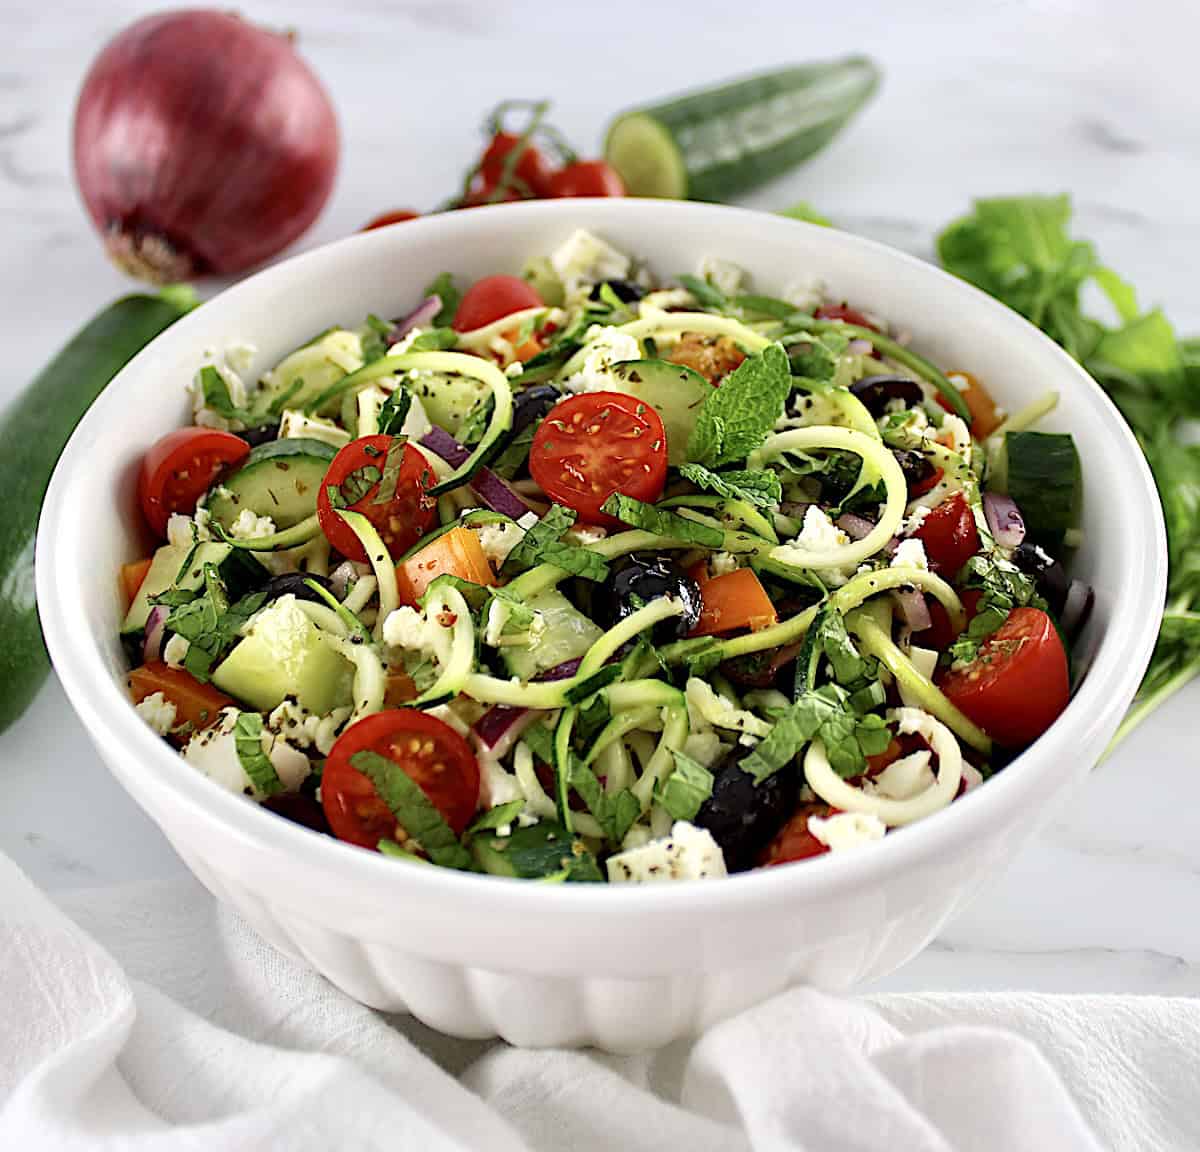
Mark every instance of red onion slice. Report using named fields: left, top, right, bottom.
left=836, top=512, right=876, bottom=541
left=541, top=658, right=582, bottom=681
left=420, top=426, right=471, bottom=468
left=420, top=427, right=535, bottom=519
left=143, top=605, right=167, bottom=663
left=391, top=295, right=442, bottom=342
left=893, top=588, right=932, bottom=632
left=983, top=492, right=1026, bottom=548
left=473, top=705, right=540, bottom=760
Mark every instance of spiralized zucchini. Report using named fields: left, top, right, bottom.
left=336, top=510, right=399, bottom=643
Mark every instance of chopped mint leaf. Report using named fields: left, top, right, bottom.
left=233, top=712, right=283, bottom=797
left=482, top=821, right=604, bottom=882
left=339, top=464, right=382, bottom=505
left=457, top=397, right=494, bottom=447
left=422, top=573, right=490, bottom=615
left=677, top=274, right=727, bottom=310
left=464, top=800, right=525, bottom=839
left=686, top=344, right=793, bottom=467
left=656, top=751, right=714, bottom=821
left=520, top=722, right=556, bottom=765
left=165, top=567, right=265, bottom=682
left=424, top=273, right=460, bottom=328
left=371, top=437, right=408, bottom=506
left=376, top=387, right=413, bottom=436
left=600, top=493, right=724, bottom=548
left=678, top=463, right=782, bottom=510
left=779, top=201, right=831, bottom=226
left=567, top=753, right=640, bottom=845
left=502, top=505, right=609, bottom=581
left=491, top=420, right=537, bottom=479
left=407, top=328, right=458, bottom=352
left=351, top=750, right=474, bottom=870
left=359, top=314, right=392, bottom=364
left=787, top=331, right=850, bottom=385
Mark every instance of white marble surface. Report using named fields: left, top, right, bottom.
left=2, top=0, right=1199, bottom=997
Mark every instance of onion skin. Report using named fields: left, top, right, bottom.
left=74, top=10, right=338, bottom=282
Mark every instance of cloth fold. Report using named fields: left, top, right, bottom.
left=1, top=852, right=1195, bottom=1151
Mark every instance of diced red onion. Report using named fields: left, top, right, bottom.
left=540, top=658, right=582, bottom=681
left=893, top=588, right=932, bottom=632
left=391, top=295, right=442, bottom=342
left=473, top=705, right=539, bottom=759
left=836, top=512, right=876, bottom=541
left=983, top=492, right=1026, bottom=548
left=1060, top=579, right=1094, bottom=641
left=847, top=338, right=873, bottom=356
left=143, top=606, right=167, bottom=663
left=420, top=427, right=535, bottom=519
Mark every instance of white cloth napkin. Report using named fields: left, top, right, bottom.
left=2, top=851, right=1197, bottom=1152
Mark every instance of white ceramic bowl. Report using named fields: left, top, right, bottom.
left=38, top=200, right=1166, bottom=1051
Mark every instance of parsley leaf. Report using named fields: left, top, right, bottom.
left=233, top=712, right=283, bottom=797
left=351, top=750, right=474, bottom=870
left=656, top=751, right=714, bottom=821
left=678, top=463, right=782, bottom=510
left=502, top=505, right=609, bottom=581
left=423, top=273, right=460, bottom=328
left=686, top=344, right=793, bottom=467
left=600, top=493, right=724, bottom=548
left=947, top=552, right=1044, bottom=664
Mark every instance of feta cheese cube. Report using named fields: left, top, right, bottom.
left=229, top=509, right=277, bottom=540
left=696, top=256, right=746, bottom=297
left=473, top=520, right=526, bottom=567
left=162, top=633, right=190, bottom=670
left=550, top=229, right=630, bottom=294
left=807, top=810, right=886, bottom=852
left=279, top=409, right=350, bottom=449
left=134, top=692, right=177, bottom=736
left=890, top=538, right=929, bottom=571
left=563, top=327, right=641, bottom=392
left=606, top=821, right=727, bottom=882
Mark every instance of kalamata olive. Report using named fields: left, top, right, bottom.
left=263, top=571, right=335, bottom=604
left=850, top=375, right=924, bottom=417
left=263, top=792, right=331, bottom=834
left=511, top=384, right=562, bottom=434
left=1012, top=541, right=1069, bottom=614
left=589, top=278, right=645, bottom=304
left=240, top=422, right=280, bottom=448
left=693, top=750, right=800, bottom=872
left=608, top=555, right=702, bottom=641
left=892, top=448, right=938, bottom=495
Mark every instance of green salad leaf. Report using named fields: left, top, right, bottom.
left=502, top=505, right=609, bottom=581
left=376, top=387, right=412, bottom=436
left=160, top=567, right=266, bottom=682
left=464, top=800, right=526, bottom=839
left=656, top=751, right=714, bottom=821
left=233, top=712, right=283, bottom=797
left=677, top=274, right=728, bottom=310
left=678, top=463, right=782, bottom=510
left=686, top=344, right=793, bottom=467
left=424, top=273, right=461, bottom=328
left=600, top=493, right=724, bottom=548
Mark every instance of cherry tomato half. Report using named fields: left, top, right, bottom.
left=913, top=492, right=980, bottom=579
left=453, top=275, right=543, bottom=332
left=362, top=209, right=420, bottom=231
left=759, top=803, right=834, bottom=866
left=138, top=427, right=250, bottom=538
left=316, top=436, right=438, bottom=563
left=547, top=160, right=626, bottom=198
left=918, top=588, right=983, bottom=651
left=529, top=392, right=668, bottom=524
left=815, top=303, right=878, bottom=331
left=322, top=711, right=481, bottom=850
left=480, top=132, right=554, bottom=197
left=938, top=607, right=1069, bottom=747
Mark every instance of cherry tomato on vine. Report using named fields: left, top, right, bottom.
left=362, top=209, right=419, bottom=231
left=480, top=131, right=554, bottom=197
left=547, top=160, right=626, bottom=198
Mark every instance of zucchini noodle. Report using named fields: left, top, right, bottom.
left=217, top=513, right=322, bottom=552
left=599, top=739, right=635, bottom=795
left=412, top=584, right=474, bottom=706
left=514, top=741, right=557, bottom=820
left=579, top=598, right=684, bottom=676
left=749, top=426, right=907, bottom=569
left=321, top=633, right=386, bottom=723
left=336, top=510, right=399, bottom=643
left=585, top=706, right=662, bottom=765
left=452, top=307, right=555, bottom=352
left=632, top=703, right=691, bottom=810
left=615, top=310, right=772, bottom=351
left=803, top=707, right=964, bottom=825
left=991, top=390, right=1059, bottom=438
left=659, top=494, right=779, bottom=542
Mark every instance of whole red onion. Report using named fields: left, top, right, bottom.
left=73, top=10, right=338, bottom=282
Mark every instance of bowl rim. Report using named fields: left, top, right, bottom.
left=36, top=197, right=1167, bottom=921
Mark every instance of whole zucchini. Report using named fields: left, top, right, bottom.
left=604, top=57, right=880, bottom=201
left=0, top=288, right=196, bottom=733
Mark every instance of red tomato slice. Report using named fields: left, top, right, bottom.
left=938, top=607, right=1069, bottom=747
left=529, top=392, right=668, bottom=524
left=322, top=711, right=481, bottom=850
left=362, top=209, right=419, bottom=230
left=908, top=465, right=944, bottom=499
left=918, top=588, right=983, bottom=651
left=317, top=436, right=438, bottom=563
left=547, top=160, right=626, bottom=197
left=480, top=132, right=554, bottom=196
left=815, top=303, right=878, bottom=331
left=759, top=803, right=834, bottom=866
left=453, top=275, right=543, bottom=332
left=937, top=370, right=1002, bottom=438
left=138, top=427, right=250, bottom=538
left=913, top=492, right=981, bottom=578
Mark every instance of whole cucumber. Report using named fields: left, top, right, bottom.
left=0, top=287, right=197, bottom=734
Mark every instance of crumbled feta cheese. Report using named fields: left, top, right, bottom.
left=279, top=409, right=350, bottom=449
left=564, top=523, right=607, bottom=547
left=550, top=229, right=630, bottom=295
left=807, top=811, right=886, bottom=852
left=267, top=700, right=352, bottom=756
left=781, top=277, right=824, bottom=312
left=182, top=708, right=311, bottom=798
left=162, top=633, right=190, bottom=670
left=682, top=730, right=725, bottom=769
left=329, top=560, right=369, bottom=599
left=382, top=605, right=441, bottom=655
left=134, top=692, right=176, bottom=736
left=901, top=504, right=931, bottom=535
left=685, top=678, right=772, bottom=738
left=939, top=413, right=971, bottom=456
left=891, top=538, right=929, bottom=571
left=473, top=520, right=526, bottom=567
left=797, top=505, right=850, bottom=551
left=606, top=821, right=727, bottom=883
left=947, top=372, right=971, bottom=392
left=563, top=326, right=641, bottom=392
left=696, top=256, right=746, bottom=297
left=639, top=288, right=696, bottom=313
left=516, top=511, right=540, bottom=531
left=481, top=758, right=525, bottom=809
left=871, top=750, right=935, bottom=801
left=708, top=551, right=739, bottom=577
left=166, top=513, right=206, bottom=549
left=230, top=509, right=276, bottom=540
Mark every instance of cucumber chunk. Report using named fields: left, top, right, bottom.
left=991, top=431, right=1081, bottom=549
left=499, top=589, right=603, bottom=681
left=206, top=438, right=336, bottom=532
left=607, top=359, right=711, bottom=466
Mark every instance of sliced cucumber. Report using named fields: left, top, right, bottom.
left=604, top=58, right=880, bottom=201
left=521, top=256, right=566, bottom=307
left=121, top=541, right=267, bottom=634
left=470, top=823, right=603, bottom=881
left=206, top=438, right=336, bottom=532
left=607, top=359, right=710, bottom=466
left=990, top=430, right=1081, bottom=549
left=499, top=589, right=603, bottom=681
left=260, top=328, right=364, bottom=414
